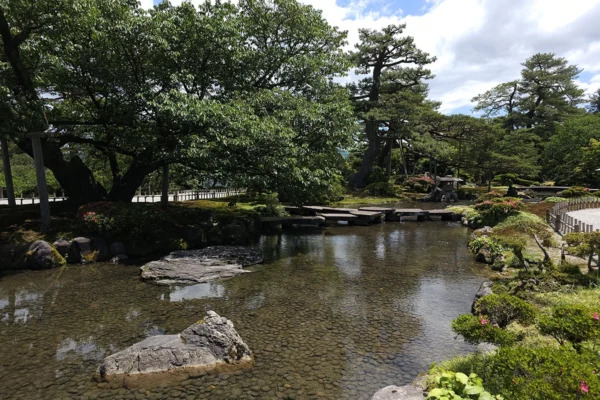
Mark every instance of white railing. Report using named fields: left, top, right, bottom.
left=547, top=197, right=600, bottom=234
left=0, top=188, right=245, bottom=206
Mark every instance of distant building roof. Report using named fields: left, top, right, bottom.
left=438, top=177, right=464, bottom=182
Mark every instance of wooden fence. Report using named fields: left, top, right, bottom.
left=547, top=197, right=600, bottom=235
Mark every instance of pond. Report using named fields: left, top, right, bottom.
left=0, top=221, right=485, bottom=400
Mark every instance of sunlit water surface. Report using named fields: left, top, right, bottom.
left=0, top=222, right=485, bottom=400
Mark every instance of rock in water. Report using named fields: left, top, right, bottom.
left=371, top=385, right=425, bottom=400
left=24, top=240, right=66, bottom=269
left=97, top=311, right=253, bottom=388
left=140, top=246, right=263, bottom=285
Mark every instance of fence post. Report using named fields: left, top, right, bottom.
left=555, top=214, right=562, bottom=233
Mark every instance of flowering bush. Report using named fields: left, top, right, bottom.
left=405, top=175, right=435, bottom=193
left=474, top=294, right=536, bottom=328
left=476, top=191, right=504, bottom=202
left=474, top=198, right=524, bottom=224
left=451, top=314, right=518, bottom=346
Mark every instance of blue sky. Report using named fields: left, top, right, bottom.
left=144, top=0, right=600, bottom=114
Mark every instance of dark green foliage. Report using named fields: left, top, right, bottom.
left=472, top=346, right=600, bottom=400
left=492, top=173, right=538, bottom=186
left=451, top=314, right=518, bottom=346
left=538, top=304, right=600, bottom=351
left=474, top=294, right=536, bottom=328
left=366, top=167, right=388, bottom=185
left=559, top=186, right=594, bottom=198
left=364, top=182, right=401, bottom=197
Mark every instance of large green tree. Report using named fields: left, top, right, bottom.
left=347, top=24, right=435, bottom=188
left=0, top=0, right=353, bottom=205
left=543, top=114, right=600, bottom=186
left=473, top=53, right=585, bottom=138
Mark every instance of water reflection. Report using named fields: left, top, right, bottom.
left=0, top=222, right=485, bottom=400
left=166, top=282, right=225, bottom=302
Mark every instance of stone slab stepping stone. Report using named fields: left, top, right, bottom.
left=140, top=246, right=263, bottom=285
left=96, top=311, right=253, bottom=388
left=371, top=385, right=425, bottom=400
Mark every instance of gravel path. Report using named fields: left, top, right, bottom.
left=567, top=209, right=600, bottom=231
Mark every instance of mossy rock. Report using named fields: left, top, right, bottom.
left=23, top=240, right=66, bottom=270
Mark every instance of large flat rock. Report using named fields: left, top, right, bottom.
left=140, top=246, right=263, bottom=285
left=371, top=385, right=425, bottom=400
left=97, top=311, right=253, bottom=388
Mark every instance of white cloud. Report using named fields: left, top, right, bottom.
left=142, top=0, right=600, bottom=113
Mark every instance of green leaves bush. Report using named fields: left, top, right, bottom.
left=427, top=371, right=503, bottom=400
left=472, top=346, right=600, bottom=400
left=365, top=182, right=402, bottom=197
left=474, top=294, right=536, bottom=328
left=468, top=236, right=504, bottom=256
left=559, top=186, right=593, bottom=198
left=538, top=304, right=600, bottom=352
left=451, top=314, right=518, bottom=346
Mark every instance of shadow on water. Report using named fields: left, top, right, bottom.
left=0, top=222, right=485, bottom=400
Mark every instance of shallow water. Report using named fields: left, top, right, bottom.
left=0, top=222, right=484, bottom=400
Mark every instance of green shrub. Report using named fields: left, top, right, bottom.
left=426, top=371, right=503, bottom=400
left=366, top=166, right=388, bottom=185
left=473, top=346, right=600, bottom=400
left=468, top=236, right=504, bottom=256
left=451, top=314, right=519, bottom=346
left=543, top=196, right=567, bottom=203
left=476, top=191, right=504, bottom=202
left=474, top=198, right=525, bottom=225
left=492, top=173, right=539, bottom=187
left=559, top=186, right=593, bottom=198
left=538, top=304, right=600, bottom=351
left=365, top=182, right=402, bottom=197
left=474, top=294, right=536, bottom=328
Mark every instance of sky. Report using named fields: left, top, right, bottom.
left=142, top=0, right=600, bottom=114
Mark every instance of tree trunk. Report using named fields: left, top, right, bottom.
left=15, top=138, right=107, bottom=206
left=30, top=135, right=50, bottom=231
left=1, top=137, right=15, bottom=206
left=161, top=164, right=169, bottom=208
left=348, top=119, right=380, bottom=188
left=399, top=140, right=409, bottom=179
left=376, top=138, right=392, bottom=169
left=108, top=161, right=159, bottom=202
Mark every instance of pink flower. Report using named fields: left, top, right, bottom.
left=593, top=312, right=599, bottom=321
left=581, top=381, right=589, bottom=394
left=480, top=319, right=489, bottom=325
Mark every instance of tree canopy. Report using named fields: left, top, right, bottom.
left=0, top=0, right=353, bottom=205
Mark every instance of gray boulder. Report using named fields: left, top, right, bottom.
left=68, top=237, right=93, bottom=264
left=471, top=226, right=493, bottom=239
left=24, top=240, right=66, bottom=270
left=140, top=246, right=263, bottom=285
left=472, top=281, right=493, bottom=313
left=474, top=244, right=495, bottom=264
left=52, top=239, right=71, bottom=258
left=96, top=311, right=253, bottom=388
left=371, top=385, right=425, bottom=400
